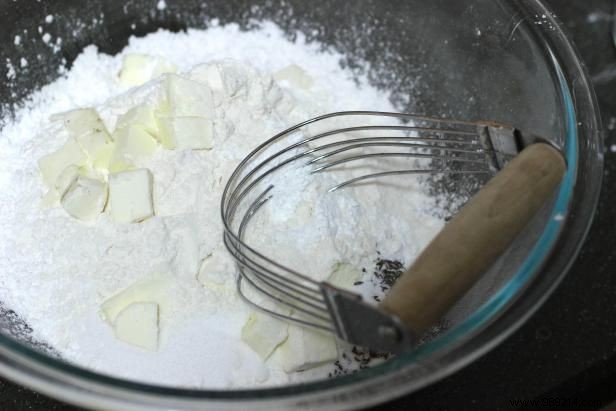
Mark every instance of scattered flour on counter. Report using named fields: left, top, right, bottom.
left=0, top=21, right=445, bottom=388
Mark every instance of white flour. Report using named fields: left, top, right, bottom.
left=0, top=21, right=444, bottom=388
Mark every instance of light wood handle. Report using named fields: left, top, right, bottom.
left=380, top=143, right=566, bottom=334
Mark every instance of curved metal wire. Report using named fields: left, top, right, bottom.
left=225, top=235, right=325, bottom=308
left=227, top=174, right=331, bottom=330
left=307, top=140, right=487, bottom=166
left=328, top=169, right=490, bottom=192
left=236, top=272, right=333, bottom=332
left=224, top=124, right=485, bottom=223
left=221, top=111, right=498, bottom=330
left=310, top=152, right=488, bottom=174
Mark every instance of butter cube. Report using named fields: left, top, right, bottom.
left=115, top=105, right=160, bottom=138
left=197, top=251, right=235, bottom=290
left=242, top=311, right=289, bottom=360
left=153, top=115, right=176, bottom=150
left=108, top=169, right=154, bottom=223
left=101, top=274, right=172, bottom=323
left=157, top=116, right=214, bottom=150
left=119, top=54, right=177, bottom=87
left=278, top=325, right=338, bottom=372
left=38, top=138, right=87, bottom=188
left=92, top=143, right=116, bottom=171
left=41, top=164, right=84, bottom=209
left=191, top=64, right=225, bottom=91
left=113, top=302, right=159, bottom=351
left=162, top=74, right=215, bottom=117
left=109, top=126, right=158, bottom=172
left=52, top=108, right=107, bottom=138
left=76, top=129, right=113, bottom=162
left=55, top=165, right=82, bottom=197
left=189, top=61, right=250, bottom=98
left=51, top=108, right=112, bottom=162
left=274, top=64, right=314, bottom=89
left=60, top=176, right=108, bottom=221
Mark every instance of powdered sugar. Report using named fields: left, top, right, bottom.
left=0, top=21, right=444, bottom=388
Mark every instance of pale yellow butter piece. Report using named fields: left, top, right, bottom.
left=109, top=126, right=158, bottom=172
left=274, top=64, right=314, bottom=89
left=241, top=311, right=289, bottom=360
left=119, top=54, right=177, bottom=87
left=108, top=168, right=154, bottom=223
left=60, top=176, right=108, bottom=221
left=51, top=108, right=113, bottom=163
left=189, top=61, right=250, bottom=98
left=153, top=114, right=176, bottom=150
left=92, top=143, right=116, bottom=171
left=102, top=276, right=171, bottom=351
left=113, top=302, right=159, bottom=351
left=115, top=105, right=160, bottom=138
left=38, top=138, right=87, bottom=188
left=76, top=129, right=113, bottom=162
left=55, top=165, right=82, bottom=197
left=161, top=74, right=215, bottom=117
left=191, top=64, right=225, bottom=91
left=41, top=164, right=85, bottom=209
left=156, top=116, right=214, bottom=150
left=52, top=108, right=106, bottom=138
left=100, top=274, right=172, bottom=323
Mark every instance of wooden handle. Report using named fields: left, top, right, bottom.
left=380, top=143, right=566, bottom=334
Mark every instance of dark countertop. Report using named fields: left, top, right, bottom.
left=1, top=1, right=615, bottom=410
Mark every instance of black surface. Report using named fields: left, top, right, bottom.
left=1, top=1, right=615, bottom=410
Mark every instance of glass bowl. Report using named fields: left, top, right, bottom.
left=0, top=0, right=602, bottom=409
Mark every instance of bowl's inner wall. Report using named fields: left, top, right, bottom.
left=0, top=0, right=567, bottom=384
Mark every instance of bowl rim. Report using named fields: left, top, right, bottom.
left=0, top=0, right=604, bottom=409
